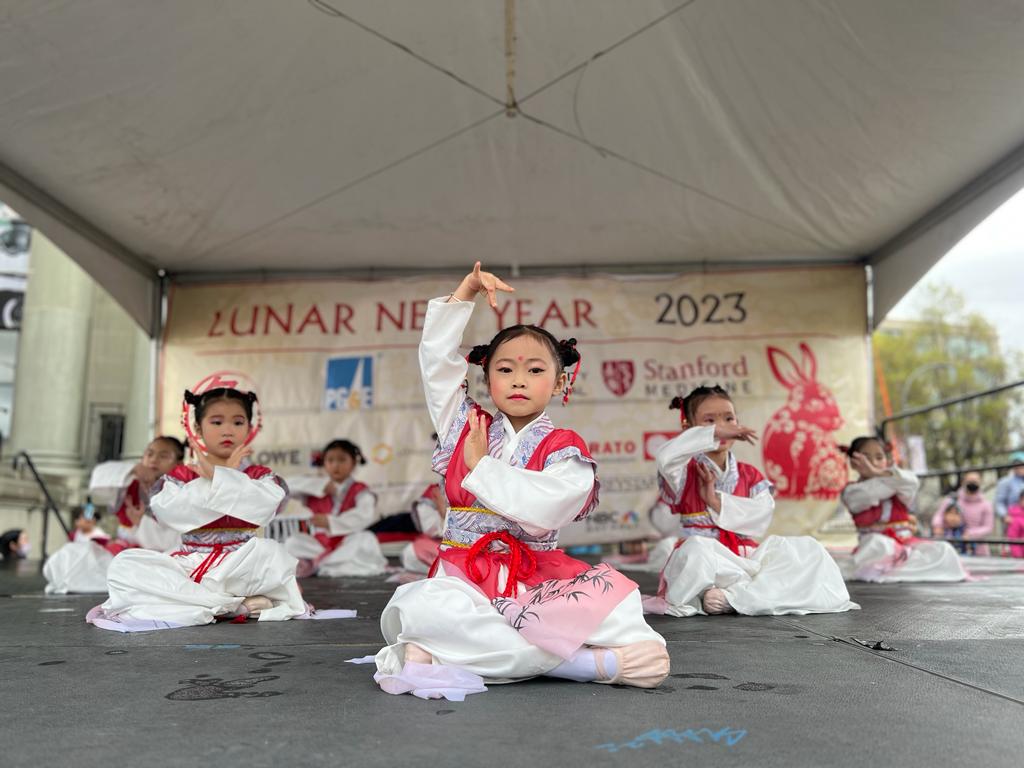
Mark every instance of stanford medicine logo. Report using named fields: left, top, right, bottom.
left=602, top=360, right=635, bottom=398
left=324, top=355, right=374, bottom=411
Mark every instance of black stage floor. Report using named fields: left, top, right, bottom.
left=2, top=557, right=1023, bottom=768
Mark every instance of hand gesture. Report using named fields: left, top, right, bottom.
left=714, top=423, right=758, bottom=445
left=311, top=514, right=331, bottom=529
left=124, top=498, right=145, bottom=527
left=131, top=463, right=160, bottom=489
left=226, top=443, right=253, bottom=470
left=849, top=452, right=879, bottom=479
left=695, top=462, right=722, bottom=513
left=325, top=480, right=339, bottom=498
left=188, top=438, right=215, bottom=481
left=453, top=261, right=515, bottom=308
left=462, top=410, right=489, bottom=471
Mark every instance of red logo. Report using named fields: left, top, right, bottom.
left=602, top=360, right=635, bottom=397
left=643, top=431, right=681, bottom=461
left=192, top=370, right=258, bottom=395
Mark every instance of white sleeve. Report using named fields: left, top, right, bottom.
left=655, top=426, right=719, bottom=498
left=88, top=461, right=136, bottom=507
left=712, top=490, right=775, bottom=538
left=285, top=474, right=330, bottom=498
left=413, top=499, right=445, bottom=537
left=419, top=297, right=475, bottom=438
left=461, top=455, right=595, bottom=537
left=135, top=515, right=182, bottom=552
left=840, top=468, right=920, bottom=514
left=648, top=500, right=679, bottom=537
left=326, top=491, right=379, bottom=535
left=150, top=467, right=286, bottom=533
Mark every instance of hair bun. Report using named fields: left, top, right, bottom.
left=668, top=396, right=684, bottom=411
left=466, top=344, right=490, bottom=366
left=558, top=338, right=580, bottom=367
left=183, top=389, right=202, bottom=406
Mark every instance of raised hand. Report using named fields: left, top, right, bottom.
left=462, top=409, right=489, bottom=471
left=124, top=498, right=145, bottom=527
left=311, top=513, right=331, bottom=529
left=695, top=462, right=722, bottom=513
left=188, top=438, right=215, bottom=481
left=849, top=452, right=880, bottom=478
left=226, top=443, right=253, bottom=470
left=131, top=463, right=160, bottom=488
left=452, top=261, right=515, bottom=308
left=714, top=423, right=758, bottom=445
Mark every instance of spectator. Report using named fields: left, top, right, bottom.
left=932, top=472, right=994, bottom=556
left=994, top=452, right=1024, bottom=522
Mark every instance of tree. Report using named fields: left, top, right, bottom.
left=874, top=283, right=1023, bottom=486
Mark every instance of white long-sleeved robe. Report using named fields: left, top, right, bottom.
left=376, top=297, right=664, bottom=683
left=655, top=429, right=858, bottom=616
left=840, top=469, right=966, bottom=582
left=282, top=475, right=387, bottom=576
left=98, top=465, right=306, bottom=626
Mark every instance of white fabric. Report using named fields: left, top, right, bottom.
left=325, top=491, right=378, bottom=536
left=661, top=536, right=859, bottom=617
left=101, top=539, right=306, bottom=625
left=400, top=542, right=431, bottom=574
left=283, top=530, right=388, bottom=577
left=151, top=466, right=285, bottom=532
left=378, top=296, right=663, bottom=684
left=655, top=427, right=774, bottom=538
left=44, top=542, right=113, bottom=594
left=412, top=497, right=444, bottom=538
left=377, top=576, right=661, bottom=683
left=88, top=460, right=136, bottom=507
left=374, top=660, right=487, bottom=701
left=134, top=515, right=181, bottom=552
left=840, top=467, right=920, bottom=514
left=844, top=533, right=966, bottom=583
left=285, top=473, right=333, bottom=498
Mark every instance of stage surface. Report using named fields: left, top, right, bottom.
left=2, top=556, right=1022, bottom=767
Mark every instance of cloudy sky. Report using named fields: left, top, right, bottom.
left=887, top=186, right=1024, bottom=356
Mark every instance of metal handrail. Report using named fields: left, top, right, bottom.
left=10, top=451, right=72, bottom=562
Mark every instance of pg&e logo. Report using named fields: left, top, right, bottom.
left=324, top=356, right=373, bottom=411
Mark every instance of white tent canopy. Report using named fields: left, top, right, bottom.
left=2, top=0, right=1024, bottom=334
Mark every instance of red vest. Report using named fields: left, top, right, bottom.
left=305, top=480, right=371, bottom=550
left=666, top=459, right=768, bottom=554
left=114, top=479, right=142, bottom=527
left=845, top=486, right=914, bottom=532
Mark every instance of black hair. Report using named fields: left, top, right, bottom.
left=71, top=505, right=102, bottom=523
left=669, top=385, right=733, bottom=424
left=467, top=325, right=580, bottom=381
left=841, top=435, right=889, bottom=457
left=152, top=435, right=186, bottom=462
left=0, top=529, right=24, bottom=560
left=322, top=439, right=367, bottom=465
left=184, top=388, right=257, bottom=423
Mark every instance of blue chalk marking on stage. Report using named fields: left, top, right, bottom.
left=184, top=644, right=242, bottom=651
left=595, top=727, right=747, bottom=753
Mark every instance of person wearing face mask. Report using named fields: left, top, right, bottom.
left=0, top=529, right=30, bottom=561
left=932, top=472, right=994, bottom=556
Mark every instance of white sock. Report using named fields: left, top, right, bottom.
left=547, top=648, right=618, bottom=682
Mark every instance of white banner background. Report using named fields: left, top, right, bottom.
left=160, top=267, right=869, bottom=544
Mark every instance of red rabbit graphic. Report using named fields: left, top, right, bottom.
left=763, top=343, right=847, bottom=499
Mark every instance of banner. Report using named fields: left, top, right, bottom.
left=160, top=266, right=869, bottom=544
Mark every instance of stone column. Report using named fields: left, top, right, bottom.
left=9, top=232, right=93, bottom=473
left=121, top=327, right=154, bottom=458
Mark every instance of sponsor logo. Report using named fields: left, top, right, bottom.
left=601, top=360, right=635, bottom=397
left=371, top=442, right=394, bottom=464
left=588, top=439, right=638, bottom=456
left=643, top=431, right=681, bottom=461
left=324, top=355, right=373, bottom=411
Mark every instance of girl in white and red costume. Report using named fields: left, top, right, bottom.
left=284, top=439, right=387, bottom=577
left=44, top=437, right=184, bottom=595
left=840, top=435, right=965, bottom=582
left=92, top=387, right=306, bottom=627
left=653, top=387, right=857, bottom=617
left=374, top=263, right=669, bottom=697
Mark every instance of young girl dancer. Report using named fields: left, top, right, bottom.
left=284, top=439, right=387, bottom=577
left=374, top=263, right=669, bottom=696
left=840, top=436, right=965, bottom=582
left=44, top=438, right=184, bottom=595
left=89, top=436, right=185, bottom=554
left=653, top=387, right=857, bottom=616
left=93, top=388, right=306, bottom=627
